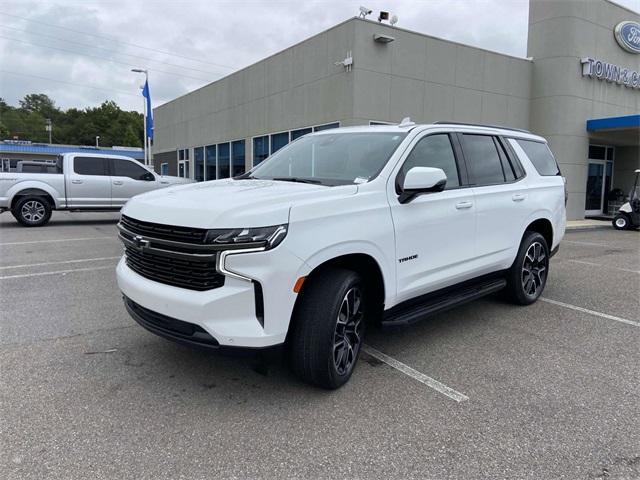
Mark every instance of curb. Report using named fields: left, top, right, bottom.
left=565, top=224, right=611, bottom=231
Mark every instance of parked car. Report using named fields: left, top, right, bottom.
left=0, top=153, right=192, bottom=226
left=116, top=122, right=566, bottom=389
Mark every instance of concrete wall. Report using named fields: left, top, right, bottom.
left=528, top=0, right=640, bottom=219
left=348, top=20, right=532, bottom=129
left=153, top=19, right=357, bottom=170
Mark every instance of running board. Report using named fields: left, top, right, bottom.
left=381, top=278, right=507, bottom=327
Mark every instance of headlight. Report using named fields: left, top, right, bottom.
left=204, top=224, right=288, bottom=250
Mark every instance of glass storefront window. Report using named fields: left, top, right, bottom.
left=232, top=140, right=245, bottom=177
left=194, top=147, right=204, bottom=182
left=205, top=145, right=217, bottom=181
left=253, top=136, right=269, bottom=166
left=313, top=122, right=340, bottom=132
left=291, top=128, right=312, bottom=140
left=218, top=142, right=230, bottom=178
left=270, top=132, right=289, bottom=154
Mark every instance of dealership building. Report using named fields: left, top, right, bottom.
left=152, top=0, right=639, bottom=220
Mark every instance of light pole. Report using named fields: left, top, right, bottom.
left=96, top=135, right=100, bottom=147
left=131, top=68, right=149, bottom=165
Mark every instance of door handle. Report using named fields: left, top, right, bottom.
left=71, top=179, right=83, bottom=184
left=455, top=201, right=473, bottom=210
left=512, top=194, right=526, bottom=202
left=113, top=181, right=123, bottom=185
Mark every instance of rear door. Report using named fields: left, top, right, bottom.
left=459, top=133, right=529, bottom=272
left=108, top=157, right=158, bottom=207
left=389, top=131, right=477, bottom=302
left=66, top=156, right=111, bottom=208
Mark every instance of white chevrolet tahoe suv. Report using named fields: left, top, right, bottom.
left=117, top=122, right=566, bottom=389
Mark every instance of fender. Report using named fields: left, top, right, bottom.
left=295, top=240, right=396, bottom=307
left=6, top=180, right=64, bottom=209
left=520, top=208, right=558, bottom=247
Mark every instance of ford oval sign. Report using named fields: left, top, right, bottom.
left=615, top=21, right=640, bottom=54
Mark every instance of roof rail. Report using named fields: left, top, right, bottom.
left=433, top=121, right=531, bottom=134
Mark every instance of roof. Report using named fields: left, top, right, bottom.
left=311, top=122, right=545, bottom=142
left=0, top=142, right=144, bottom=160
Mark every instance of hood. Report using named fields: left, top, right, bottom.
left=122, top=179, right=358, bottom=229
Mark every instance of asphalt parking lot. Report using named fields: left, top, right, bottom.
left=1, top=211, right=639, bottom=479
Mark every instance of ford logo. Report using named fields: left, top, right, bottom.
left=615, top=21, right=640, bottom=54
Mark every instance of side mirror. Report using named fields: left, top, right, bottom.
left=142, top=172, right=155, bottom=181
left=399, top=167, right=447, bottom=204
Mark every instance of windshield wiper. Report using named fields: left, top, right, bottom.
left=272, top=177, right=322, bottom=185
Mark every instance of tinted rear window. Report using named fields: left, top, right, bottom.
left=461, top=134, right=505, bottom=185
left=516, top=140, right=560, bottom=176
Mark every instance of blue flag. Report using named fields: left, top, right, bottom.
left=142, top=80, right=153, bottom=140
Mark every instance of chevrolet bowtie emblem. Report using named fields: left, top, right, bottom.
left=133, top=235, right=150, bottom=251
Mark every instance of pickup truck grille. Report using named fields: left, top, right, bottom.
left=121, top=215, right=207, bottom=244
left=118, top=216, right=224, bottom=291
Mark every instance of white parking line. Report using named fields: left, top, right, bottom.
left=0, top=265, right=114, bottom=280
left=541, top=298, right=640, bottom=328
left=0, top=236, right=114, bottom=246
left=362, top=345, right=469, bottom=402
left=567, top=259, right=640, bottom=274
left=0, top=256, right=120, bottom=270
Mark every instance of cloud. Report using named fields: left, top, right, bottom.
left=0, top=0, right=638, bottom=113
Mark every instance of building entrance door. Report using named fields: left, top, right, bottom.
left=585, top=159, right=613, bottom=216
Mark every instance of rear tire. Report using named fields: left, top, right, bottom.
left=288, top=268, right=366, bottom=389
left=505, top=232, right=549, bottom=305
left=12, top=196, right=52, bottom=227
left=612, top=214, right=630, bottom=230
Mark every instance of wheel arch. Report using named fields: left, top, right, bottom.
left=524, top=217, right=553, bottom=249
left=9, top=182, right=60, bottom=209
left=288, top=252, right=387, bottom=339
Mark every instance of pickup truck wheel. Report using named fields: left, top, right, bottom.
left=288, top=268, right=366, bottom=389
left=12, top=196, right=52, bottom=227
left=505, top=231, right=549, bottom=305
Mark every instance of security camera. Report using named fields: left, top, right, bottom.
left=359, top=6, right=372, bottom=18
left=378, top=11, right=389, bottom=22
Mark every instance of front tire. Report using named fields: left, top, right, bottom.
left=12, top=196, right=52, bottom=227
left=288, top=268, right=366, bottom=389
left=612, top=214, right=629, bottom=230
left=505, top=232, right=549, bottom=305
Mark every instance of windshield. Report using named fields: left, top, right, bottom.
left=247, top=132, right=407, bottom=186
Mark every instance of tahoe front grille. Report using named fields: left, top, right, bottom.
left=121, top=215, right=207, bottom=244
left=124, top=245, right=224, bottom=291
left=118, top=216, right=225, bottom=291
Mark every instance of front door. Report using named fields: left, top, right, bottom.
left=109, top=158, right=158, bottom=207
left=389, top=132, right=477, bottom=303
left=585, top=160, right=613, bottom=216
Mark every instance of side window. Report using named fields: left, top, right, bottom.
left=111, top=158, right=154, bottom=181
left=461, top=134, right=505, bottom=186
left=400, top=134, right=460, bottom=189
left=515, top=139, right=560, bottom=176
left=74, top=157, right=107, bottom=176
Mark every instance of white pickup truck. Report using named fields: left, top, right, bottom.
left=0, top=152, right=191, bottom=226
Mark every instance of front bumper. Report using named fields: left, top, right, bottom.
left=116, top=244, right=308, bottom=348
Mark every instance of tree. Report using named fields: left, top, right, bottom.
left=2, top=94, right=143, bottom=147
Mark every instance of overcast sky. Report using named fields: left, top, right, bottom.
left=1, top=0, right=638, bottom=113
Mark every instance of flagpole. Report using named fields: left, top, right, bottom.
left=142, top=93, right=147, bottom=165
left=131, top=68, right=149, bottom=166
